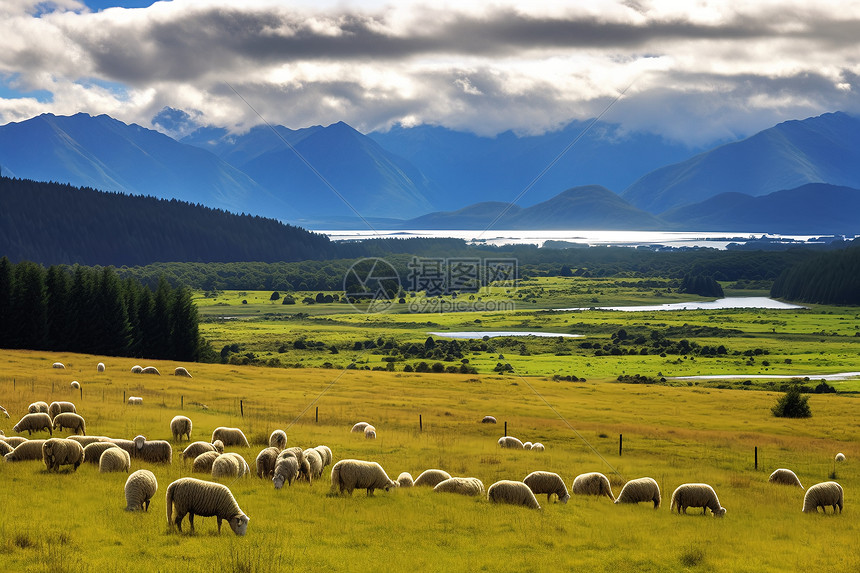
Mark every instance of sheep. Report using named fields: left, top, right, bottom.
left=52, top=412, right=86, bottom=435
left=212, top=454, right=242, bottom=479
left=170, top=415, right=193, bottom=442
left=279, top=447, right=310, bottom=481
left=211, top=427, right=250, bottom=448
left=70, top=381, right=80, bottom=390
left=364, top=425, right=377, bottom=439
left=498, top=436, right=524, bottom=449
left=53, top=362, right=65, bottom=369
left=434, top=477, right=485, bottom=496
left=615, top=477, right=662, bottom=508
left=523, top=441, right=533, bottom=451
left=69, top=435, right=110, bottom=447
left=802, top=481, right=843, bottom=514
left=100, top=447, right=131, bottom=473
left=13, top=413, right=52, bottom=436
left=48, top=401, right=76, bottom=419
left=572, top=472, right=616, bottom=501
left=141, top=366, right=160, bottom=375
left=128, top=396, right=143, bottom=405
left=303, top=448, right=324, bottom=481
left=106, top=438, right=137, bottom=456
left=42, top=438, right=85, bottom=472
left=174, top=366, right=192, bottom=378
left=5, top=439, right=47, bottom=462
left=481, top=415, right=497, bottom=424
left=28, top=401, right=49, bottom=414
left=414, top=469, right=452, bottom=487
left=182, top=441, right=217, bottom=463
left=397, top=472, right=414, bottom=488
left=835, top=453, right=846, bottom=462
left=670, top=483, right=726, bottom=517
left=2, top=436, right=28, bottom=447
left=192, top=451, right=220, bottom=474
left=272, top=455, right=300, bottom=489
left=132, top=435, right=173, bottom=464
left=255, top=447, right=280, bottom=479
left=166, top=477, right=249, bottom=535
left=0, top=441, right=13, bottom=456
left=97, top=362, right=105, bottom=372
left=532, top=443, right=545, bottom=452
left=351, top=421, right=370, bottom=433
left=330, top=459, right=398, bottom=496
left=314, top=445, right=332, bottom=467
left=768, top=468, right=804, bottom=489
left=131, top=365, right=143, bottom=373
left=269, top=430, right=287, bottom=450
left=125, top=469, right=158, bottom=511
left=523, top=471, right=570, bottom=504
left=229, top=453, right=250, bottom=476
left=83, top=442, right=121, bottom=464
left=0, top=405, right=8, bottom=418
left=487, top=480, right=541, bottom=510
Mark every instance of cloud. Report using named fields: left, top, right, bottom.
left=0, top=0, right=858, bottom=144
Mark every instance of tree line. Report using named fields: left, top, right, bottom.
left=770, top=245, right=860, bottom=304
left=0, top=257, right=206, bottom=361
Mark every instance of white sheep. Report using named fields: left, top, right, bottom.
left=434, top=477, right=485, bottom=496
left=141, top=366, right=160, bottom=375
left=314, top=445, right=332, bottom=467
left=350, top=421, right=370, bottom=433
left=670, top=483, right=726, bottom=517
left=3, top=436, right=28, bottom=447
left=0, top=405, right=8, bottom=418
left=52, top=412, right=86, bottom=435
left=523, top=471, right=570, bottom=503
left=212, top=440, right=225, bottom=454
left=69, top=435, right=110, bottom=447
left=835, top=453, right=846, bottom=462
left=364, top=425, right=377, bottom=440
left=4, top=439, right=47, bottom=461
left=414, top=469, right=452, bottom=487
left=0, top=441, right=13, bottom=456
left=13, top=413, right=53, bottom=436
left=572, top=472, right=615, bottom=501
left=532, top=443, right=545, bottom=452
left=487, top=480, right=542, bottom=510
left=70, top=381, right=80, bottom=390
left=192, top=451, right=220, bottom=474
left=498, top=436, right=524, bottom=449
left=615, top=477, right=661, bottom=508
left=125, top=469, right=158, bottom=511
left=97, top=362, right=105, bottom=373
left=52, top=362, right=65, bottom=369
left=272, top=455, right=299, bottom=489
left=397, top=472, right=414, bottom=488
left=106, top=438, right=137, bottom=456
left=211, top=427, right=250, bottom=448
left=255, top=447, right=280, bottom=479
left=128, top=396, right=143, bottom=405
left=269, top=430, right=287, bottom=450
left=182, top=441, right=217, bottom=463
left=278, top=447, right=309, bottom=481
left=42, top=438, right=84, bottom=472
left=166, top=477, right=250, bottom=535
left=329, top=459, right=398, bottom=496
left=802, top=481, right=843, bottom=514
left=131, top=365, right=143, bottom=373
left=100, top=447, right=131, bottom=473
left=48, top=401, right=76, bottom=420
left=170, top=416, right=193, bottom=441
left=83, top=442, right=121, bottom=464
left=303, top=448, right=324, bottom=482
left=481, top=415, right=497, bottom=424
left=174, top=366, right=192, bottom=378
left=523, top=441, right=533, bottom=450
left=28, top=401, right=49, bottom=414
left=212, top=453, right=242, bottom=479
left=768, top=468, right=804, bottom=489
left=132, top=435, right=173, bottom=464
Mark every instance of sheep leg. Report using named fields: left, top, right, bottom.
left=144, top=500, right=150, bottom=512
left=217, top=516, right=222, bottom=533
left=174, top=512, right=186, bottom=532
left=188, top=513, right=196, bottom=532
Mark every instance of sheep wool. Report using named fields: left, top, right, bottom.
left=212, top=454, right=242, bottom=480
left=3, top=436, right=28, bottom=447
left=481, top=415, right=497, bottom=424
left=83, top=442, right=121, bottom=464
left=835, top=453, right=846, bottom=462
left=28, top=401, right=49, bottom=414
left=572, top=472, right=616, bottom=501
left=227, top=453, right=250, bottom=477
left=128, top=396, right=143, bottom=405
left=48, top=401, right=76, bottom=420
left=174, top=366, right=192, bottom=378
left=182, top=441, right=217, bottom=463
left=42, top=438, right=84, bottom=472
left=166, top=477, right=249, bottom=535
left=211, top=427, right=250, bottom=448
left=69, top=435, right=110, bottom=447
left=13, top=413, right=53, bottom=436
left=615, top=477, right=662, bottom=508
left=97, top=362, right=105, bottom=373
left=125, top=469, right=158, bottom=511
left=192, top=451, right=220, bottom=474
left=487, top=480, right=542, bottom=510
left=498, top=436, right=524, bottom=449
left=268, top=430, right=287, bottom=450
left=434, top=477, right=485, bottom=497
left=364, top=425, right=377, bottom=440
left=212, top=440, right=224, bottom=453
left=351, top=422, right=370, bottom=433
left=70, top=381, right=80, bottom=390
left=523, top=441, right=533, bottom=451
left=330, top=459, right=398, bottom=496
left=170, top=416, right=193, bottom=442
left=100, top=447, right=131, bottom=473
left=52, top=362, right=65, bottom=369
left=106, top=438, right=137, bottom=456
left=133, top=436, right=173, bottom=464
left=141, top=366, right=160, bottom=375
left=397, top=472, right=414, bottom=488
left=131, top=365, right=143, bottom=373
left=279, top=447, right=310, bottom=481
left=303, top=448, right=324, bottom=481
left=532, top=443, right=545, bottom=452
left=414, top=469, right=452, bottom=487
left=0, top=441, right=13, bottom=456
left=670, top=483, right=726, bottom=517
left=314, top=445, right=332, bottom=467
left=4, top=439, right=47, bottom=462
left=272, top=455, right=299, bottom=489
left=802, top=481, right=843, bottom=514
left=523, top=471, right=570, bottom=504
left=52, top=412, right=86, bottom=435
left=768, top=469, right=804, bottom=489
left=0, top=405, right=9, bottom=418
left=255, top=447, right=280, bottom=479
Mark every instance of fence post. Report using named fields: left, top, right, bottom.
left=123, top=390, right=126, bottom=404
left=755, top=446, right=758, bottom=470
left=419, top=414, right=423, bottom=431
left=619, top=434, right=623, bottom=457
left=504, top=421, right=507, bottom=437
left=79, top=387, right=83, bottom=401
left=240, top=400, right=244, bottom=417
left=181, top=395, right=184, bottom=409
left=316, top=406, right=319, bottom=423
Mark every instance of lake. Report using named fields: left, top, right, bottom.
left=555, top=297, right=806, bottom=312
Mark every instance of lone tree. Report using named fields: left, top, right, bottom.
left=771, top=386, right=812, bottom=418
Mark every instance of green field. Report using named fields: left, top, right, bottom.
left=0, top=349, right=857, bottom=572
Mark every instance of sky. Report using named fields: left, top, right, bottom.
left=1, top=0, right=858, bottom=144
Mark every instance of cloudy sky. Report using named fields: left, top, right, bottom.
left=1, top=0, right=858, bottom=144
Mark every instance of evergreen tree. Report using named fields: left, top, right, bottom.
left=0, top=257, right=13, bottom=348
left=11, top=261, right=47, bottom=350
left=771, top=386, right=812, bottom=418
left=170, top=286, right=201, bottom=361
left=95, top=266, right=132, bottom=356
left=44, top=265, right=71, bottom=350
left=150, top=276, right=173, bottom=359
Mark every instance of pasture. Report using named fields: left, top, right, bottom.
left=0, top=349, right=857, bottom=572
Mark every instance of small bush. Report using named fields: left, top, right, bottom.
left=771, top=386, right=811, bottom=418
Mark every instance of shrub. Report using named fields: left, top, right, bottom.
left=771, top=386, right=811, bottom=418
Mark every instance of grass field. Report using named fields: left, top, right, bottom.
left=1, top=349, right=857, bottom=572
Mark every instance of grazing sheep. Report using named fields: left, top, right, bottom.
left=69, top=435, right=109, bottom=447
left=128, top=396, right=143, bottom=405
left=99, top=447, right=131, bottom=473
left=498, top=436, right=524, bottom=449
left=97, top=362, right=105, bottom=372
left=13, top=413, right=53, bottom=436
left=532, top=443, right=545, bottom=452
left=268, top=430, right=287, bottom=450
left=802, top=481, right=843, bottom=514
left=314, top=445, right=332, bottom=467
left=131, top=365, right=143, bottom=373
left=227, top=452, right=250, bottom=476
left=769, top=468, right=804, bottom=489
left=330, top=459, right=398, bottom=496
left=83, top=442, right=120, bottom=464
left=132, top=435, right=173, bottom=464
left=434, top=477, right=485, bottom=497
left=141, top=366, right=160, bottom=375
left=70, top=381, right=80, bottom=390
left=481, top=415, right=497, bottom=424
left=211, top=427, right=250, bottom=448
left=255, top=447, right=280, bottom=479
left=414, top=469, right=452, bottom=487
left=166, top=477, right=249, bottom=535
left=170, top=416, right=193, bottom=442
left=364, top=425, right=377, bottom=440
left=53, top=362, right=65, bottom=369
left=523, top=441, right=533, bottom=451
left=670, top=483, right=726, bottom=517
left=0, top=405, right=9, bottom=418
left=212, top=454, right=242, bottom=479
left=212, top=440, right=224, bottom=453
left=106, top=438, right=137, bottom=456
left=835, top=453, right=846, bottom=462
left=303, top=448, right=324, bottom=481
left=272, top=455, right=299, bottom=489
left=615, top=477, right=661, bottom=508
left=28, top=401, right=49, bottom=414
left=125, top=469, right=158, bottom=511
left=278, top=447, right=310, bottom=481
left=397, top=472, right=414, bottom=488
left=52, top=412, right=86, bottom=435
left=487, top=480, right=541, bottom=510
left=3, top=436, right=28, bottom=447
left=572, top=472, right=616, bottom=501
left=5, top=439, right=47, bottom=462
left=174, top=366, right=192, bottom=378
left=351, top=422, right=370, bottom=433
left=192, top=451, right=220, bottom=474
left=523, top=471, right=570, bottom=503
left=182, top=441, right=217, bottom=463
left=48, top=401, right=76, bottom=419
left=0, top=441, right=13, bottom=456
left=42, top=438, right=84, bottom=472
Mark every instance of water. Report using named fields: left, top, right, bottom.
left=555, top=297, right=806, bottom=312
left=428, top=331, right=583, bottom=339
left=668, top=372, right=860, bottom=381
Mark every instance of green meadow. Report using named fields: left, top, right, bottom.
left=0, top=348, right=857, bottom=572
